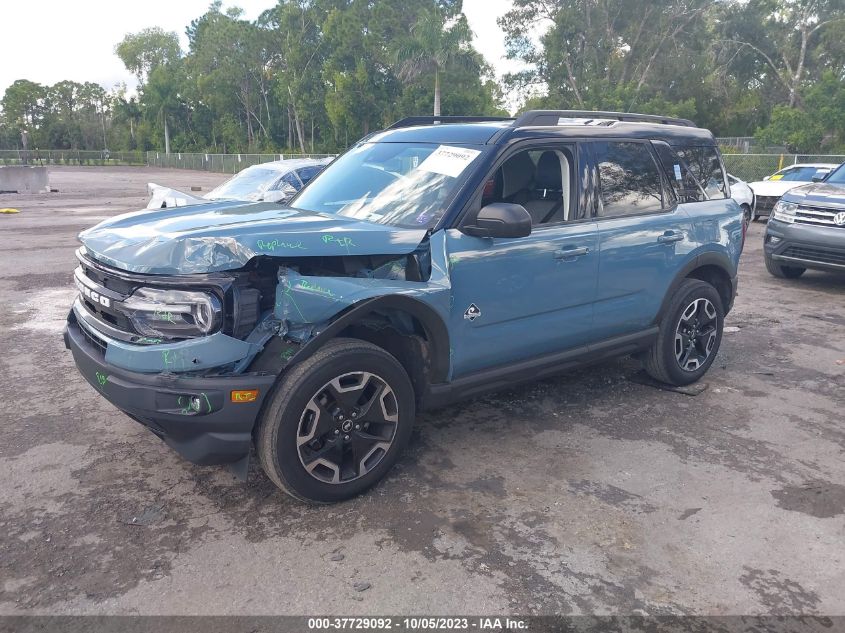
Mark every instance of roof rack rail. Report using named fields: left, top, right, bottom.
left=387, top=115, right=514, bottom=130
left=513, top=110, right=696, bottom=128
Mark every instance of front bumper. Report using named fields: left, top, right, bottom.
left=764, top=219, right=845, bottom=272
left=65, top=317, right=277, bottom=465
left=754, top=195, right=780, bottom=217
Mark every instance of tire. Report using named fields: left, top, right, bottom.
left=643, top=279, right=724, bottom=386
left=741, top=204, right=753, bottom=228
left=256, top=338, right=415, bottom=503
left=764, top=254, right=805, bottom=279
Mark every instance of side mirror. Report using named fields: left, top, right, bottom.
left=763, top=176, right=770, bottom=181
left=462, top=203, right=532, bottom=239
left=811, top=175, right=825, bottom=183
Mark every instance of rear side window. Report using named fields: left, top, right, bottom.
left=296, top=165, right=324, bottom=185
left=593, top=141, right=665, bottom=217
left=274, top=171, right=302, bottom=191
left=674, top=145, right=727, bottom=199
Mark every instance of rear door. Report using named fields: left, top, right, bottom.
left=589, top=140, right=693, bottom=339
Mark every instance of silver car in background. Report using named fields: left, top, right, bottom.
left=147, top=157, right=334, bottom=209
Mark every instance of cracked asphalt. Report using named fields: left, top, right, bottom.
left=1, top=166, right=843, bottom=615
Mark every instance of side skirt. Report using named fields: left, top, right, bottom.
left=421, top=327, right=658, bottom=410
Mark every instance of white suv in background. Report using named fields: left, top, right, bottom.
left=748, top=163, right=838, bottom=222
left=727, top=174, right=754, bottom=226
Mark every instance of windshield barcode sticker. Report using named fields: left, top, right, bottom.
left=418, top=145, right=481, bottom=178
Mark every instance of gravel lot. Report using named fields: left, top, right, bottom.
left=0, top=166, right=843, bottom=616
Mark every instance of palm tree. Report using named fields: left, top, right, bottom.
left=395, top=8, right=474, bottom=116
left=144, top=64, right=182, bottom=154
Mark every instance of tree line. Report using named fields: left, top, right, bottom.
left=1, top=0, right=844, bottom=155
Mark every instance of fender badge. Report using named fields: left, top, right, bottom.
left=464, top=303, right=481, bottom=321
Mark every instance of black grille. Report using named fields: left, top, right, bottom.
left=755, top=196, right=779, bottom=212
left=782, top=246, right=845, bottom=267
left=79, top=322, right=108, bottom=356
left=80, top=262, right=138, bottom=295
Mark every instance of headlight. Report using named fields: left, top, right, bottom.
left=121, top=287, right=222, bottom=339
left=772, top=200, right=798, bottom=223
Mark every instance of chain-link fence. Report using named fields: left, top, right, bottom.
left=3, top=147, right=842, bottom=183
left=145, top=152, right=337, bottom=173
left=0, top=149, right=146, bottom=166
left=722, top=154, right=845, bottom=182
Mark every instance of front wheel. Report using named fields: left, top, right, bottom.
left=643, top=279, right=724, bottom=386
left=256, top=338, right=415, bottom=503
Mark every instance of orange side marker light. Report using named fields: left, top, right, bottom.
left=231, top=390, right=259, bottom=403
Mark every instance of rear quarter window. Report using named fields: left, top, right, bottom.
left=593, top=141, right=666, bottom=217
left=673, top=145, right=727, bottom=200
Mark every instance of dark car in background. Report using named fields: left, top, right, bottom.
left=764, top=162, right=845, bottom=278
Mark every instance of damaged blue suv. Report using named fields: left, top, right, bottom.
left=65, top=111, right=743, bottom=502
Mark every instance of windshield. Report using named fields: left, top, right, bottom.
left=206, top=167, right=282, bottom=201
left=774, top=166, right=829, bottom=182
left=825, top=164, right=845, bottom=184
left=291, top=142, right=484, bottom=228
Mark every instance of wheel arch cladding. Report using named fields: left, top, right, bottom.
left=290, top=295, right=451, bottom=388
left=658, top=252, right=736, bottom=321
left=685, top=264, right=733, bottom=310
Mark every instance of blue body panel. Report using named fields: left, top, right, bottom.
left=444, top=224, right=599, bottom=377
left=592, top=207, right=695, bottom=338
left=75, top=206, right=741, bottom=380
left=78, top=202, right=427, bottom=275
left=72, top=126, right=743, bottom=383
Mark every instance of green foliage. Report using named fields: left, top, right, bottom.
left=114, top=28, right=182, bottom=81
left=755, top=72, right=845, bottom=152
left=2, top=0, right=844, bottom=153
left=501, top=0, right=845, bottom=139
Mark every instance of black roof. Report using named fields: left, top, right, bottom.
left=372, top=111, right=715, bottom=146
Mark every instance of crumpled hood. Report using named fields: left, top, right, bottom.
left=78, top=201, right=428, bottom=274
left=781, top=182, right=845, bottom=209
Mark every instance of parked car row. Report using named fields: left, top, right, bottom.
left=747, top=163, right=838, bottom=222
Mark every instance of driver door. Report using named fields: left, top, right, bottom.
left=445, top=143, right=600, bottom=378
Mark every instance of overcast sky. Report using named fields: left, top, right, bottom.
left=0, top=0, right=528, bottom=110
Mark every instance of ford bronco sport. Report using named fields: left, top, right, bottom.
left=65, top=110, right=744, bottom=502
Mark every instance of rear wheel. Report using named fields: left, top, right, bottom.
left=644, top=279, right=724, bottom=386
left=256, top=338, right=415, bottom=503
left=765, top=254, right=805, bottom=279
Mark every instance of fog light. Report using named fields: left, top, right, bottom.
left=768, top=235, right=782, bottom=244
left=231, top=389, right=259, bottom=403
left=190, top=396, right=203, bottom=412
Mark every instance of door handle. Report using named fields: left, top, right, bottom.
left=554, top=246, right=589, bottom=260
left=657, top=231, right=684, bottom=244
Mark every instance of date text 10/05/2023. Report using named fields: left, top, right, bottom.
left=307, top=617, right=528, bottom=630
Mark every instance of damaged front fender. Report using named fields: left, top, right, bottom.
left=268, top=230, right=454, bottom=379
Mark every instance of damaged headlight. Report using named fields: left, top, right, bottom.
left=121, top=287, right=222, bottom=339
left=772, top=200, right=798, bottom=223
